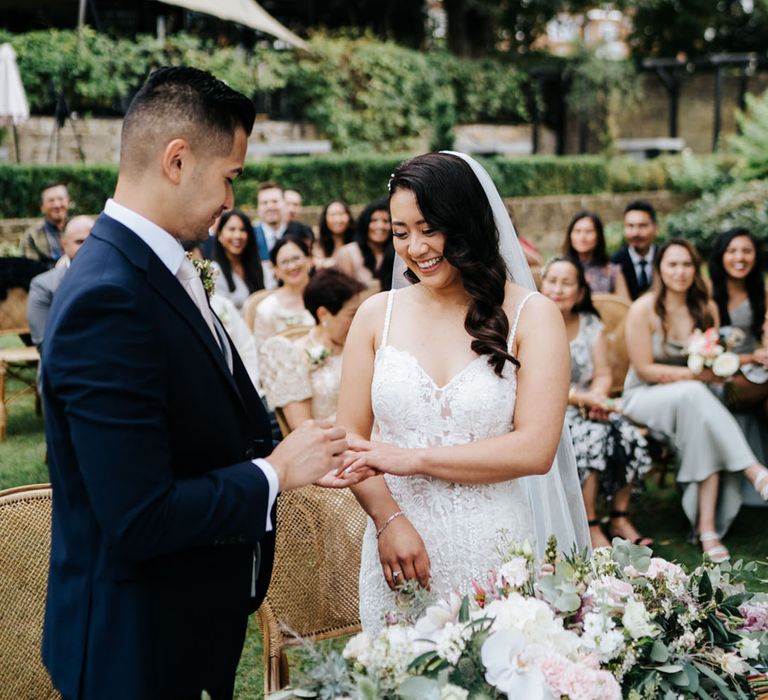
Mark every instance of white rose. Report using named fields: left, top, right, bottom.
left=738, top=637, right=760, bottom=660
left=720, top=651, right=749, bottom=676
left=687, top=353, right=705, bottom=375
left=712, top=351, right=740, bottom=378
left=621, top=600, right=658, bottom=639
left=497, top=556, right=530, bottom=588
left=440, top=683, right=469, bottom=700
left=342, top=632, right=371, bottom=665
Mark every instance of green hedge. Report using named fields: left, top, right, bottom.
left=0, top=155, right=630, bottom=218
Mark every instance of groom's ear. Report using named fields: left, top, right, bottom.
left=162, top=138, right=191, bottom=186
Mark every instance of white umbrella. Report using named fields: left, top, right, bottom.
left=0, top=43, right=30, bottom=163
left=154, top=0, right=309, bottom=50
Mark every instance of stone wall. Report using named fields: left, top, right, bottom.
left=0, top=189, right=692, bottom=255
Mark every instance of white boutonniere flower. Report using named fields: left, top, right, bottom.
left=188, top=253, right=218, bottom=299
left=305, top=344, right=330, bottom=368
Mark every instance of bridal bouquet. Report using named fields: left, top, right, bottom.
left=271, top=538, right=768, bottom=700
left=684, top=327, right=741, bottom=378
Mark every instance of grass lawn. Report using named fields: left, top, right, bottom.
left=1, top=339, right=767, bottom=698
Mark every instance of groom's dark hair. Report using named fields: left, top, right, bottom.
left=388, top=152, right=519, bottom=377
left=120, top=66, right=255, bottom=176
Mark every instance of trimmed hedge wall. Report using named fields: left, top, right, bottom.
left=1, top=155, right=630, bottom=218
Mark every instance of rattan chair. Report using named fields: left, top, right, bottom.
left=592, top=293, right=631, bottom=396
left=242, top=289, right=275, bottom=333
left=0, top=484, right=59, bottom=698
left=256, top=486, right=367, bottom=694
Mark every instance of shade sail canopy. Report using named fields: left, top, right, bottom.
left=0, top=43, right=30, bottom=126
left=155, top=0, right=309, bottom=50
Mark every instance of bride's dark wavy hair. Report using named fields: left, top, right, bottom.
left=388, top=152, right=519, bottom=376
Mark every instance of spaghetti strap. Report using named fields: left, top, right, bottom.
left=507, top=291, right=538, bottom=352
left=380, top=290, right=396, bottom=349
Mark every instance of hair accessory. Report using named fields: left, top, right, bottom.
left=387, top=172, right=395, bottom=193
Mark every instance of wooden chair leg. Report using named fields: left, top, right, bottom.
left=278, top=650, right=290, bottom=689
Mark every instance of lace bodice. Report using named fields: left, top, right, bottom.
left=252, top=293, right=315, bottom=345
left=258, top=332, right=342, bottom=421
left=360, top=289, right=537, bottom=633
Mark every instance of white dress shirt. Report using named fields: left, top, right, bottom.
left=104, top=199, right=279, bottom=530
left=628, top=244, right=655, bottom=287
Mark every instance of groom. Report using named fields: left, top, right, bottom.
left=41, top=67, right=361, bottom=700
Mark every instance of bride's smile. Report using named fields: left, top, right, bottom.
left=390, top=188, right=459, bottom=288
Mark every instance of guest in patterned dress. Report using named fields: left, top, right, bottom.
left=623, top=238, right=768, bottom=562
left=253, top=236, right=316, bottom=345
left=563, top=211, right=630, bottom=299
left=709, top=229, right=768, bottom=501
left=259, top=269, right=365, bottom=430
left=542, top=256, right=652, bottom=549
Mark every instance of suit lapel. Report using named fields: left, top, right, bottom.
left=91, top=215, right=249, bottom=413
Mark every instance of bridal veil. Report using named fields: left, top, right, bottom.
left=391, top=150, right=592, bottom=557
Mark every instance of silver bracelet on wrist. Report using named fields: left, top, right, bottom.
left=376, top=510, right=404, bottom=539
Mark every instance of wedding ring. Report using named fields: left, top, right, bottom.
left=392, top=570, right=401, bottom=578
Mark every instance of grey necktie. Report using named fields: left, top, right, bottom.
left=176, top=257, right=221, bottom=349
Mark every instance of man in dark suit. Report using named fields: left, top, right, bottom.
left=611, top=199, right=659, bottom=300
left=41, top=66, right=365, bottom=700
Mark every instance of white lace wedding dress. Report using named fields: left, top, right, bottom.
left=359, top=289, right=538, bottom=633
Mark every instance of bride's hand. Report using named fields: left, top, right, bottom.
left=343, top=437, right=421, bottom=477
left=377, top=515, right=430, bottom=591
left=314, top=463, right=377, bottom=489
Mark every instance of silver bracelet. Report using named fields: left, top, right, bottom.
left=376, top=510, right=404, bottom=539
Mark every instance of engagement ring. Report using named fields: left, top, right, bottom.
left=392, top=570, right=401, bottom=578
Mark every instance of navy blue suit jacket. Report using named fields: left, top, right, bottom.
left=611, top=246, right=655, bottom=300
left=41, top=213, right=276, bottom=699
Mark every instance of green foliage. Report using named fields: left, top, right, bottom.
left=664, top=178, right=768, bottom=257
left=0, top=164, right=117, bottom=218
left=0, top=155, right=628, bottom=218
left=565, top=48, right=642, bottom=152
left=730, top=89, right=768, bottom=181
left=490, top=155, right=609, bottom=196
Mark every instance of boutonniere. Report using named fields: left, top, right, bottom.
left=188, top=253, right=218, bottom=299
left=305, top=344, right=330, bottom=368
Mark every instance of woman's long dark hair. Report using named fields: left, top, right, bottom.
left=562, top=211, right=608, bottom=265
left=653, top=238, right=713, bottom=339
left=355, top=199, right=394, bottom=285
left=214, top=209, right=264, bottom=294
left=542, top=256, right=601, bottom=318
left=388, top=152, right=518, bottom=376
left=318, top=200, right=355, bottom=258
left=709, top=228, right=765, bottom=343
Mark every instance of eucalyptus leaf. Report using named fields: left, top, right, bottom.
left=650, top=640, right=670, bottom=662
left=656, top=664, right=684, bottom=673
left=398, top=676, right=441, bottom=700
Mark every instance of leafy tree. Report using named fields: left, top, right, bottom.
left=629, top=0, right=768, bottom=58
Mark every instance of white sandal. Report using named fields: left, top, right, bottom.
left=699, top=532, right=730, bottom=564
left=754, top=468, right=768, bottom=501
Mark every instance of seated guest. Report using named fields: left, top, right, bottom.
left=563, top=211, right=630, bottom=299
left=22, top=181, right=71, bottom=269
left=210, top=209, right=264, bottom=310
left=623, top=238, right=768, bottom=562
left=335, top=199, right=395, bottom=290
left=259, top=269, right=364, bottom=430
left=612, top=200, right=658, bottom=300
left=27, top=215, right=94, bottom=350
left=283, top=188, right=303, bottom=222
left=709, top=228, right=768, bottom=477
left=541, top=256, right=652, bottom=549
left=252, top=181, right=314, bottom=288
left=315, top=199, right=355, bottom=267
left=253, top=236, right=315, bottom=344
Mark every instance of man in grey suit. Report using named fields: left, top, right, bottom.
left=27, top=215, right=94, bottom=350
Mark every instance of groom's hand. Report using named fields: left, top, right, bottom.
left=268, top=420, right=349, bottom=492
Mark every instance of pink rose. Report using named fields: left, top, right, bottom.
left=538, top=653, right=569, bottom=696
left=561, top=665, right=622, bottom=700
left=646, top=558, right=687, bottom=582
left=739, top=602, right=768, bottom=633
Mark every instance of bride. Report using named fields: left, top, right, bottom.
left=337, top=152, right=590, bottom=633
